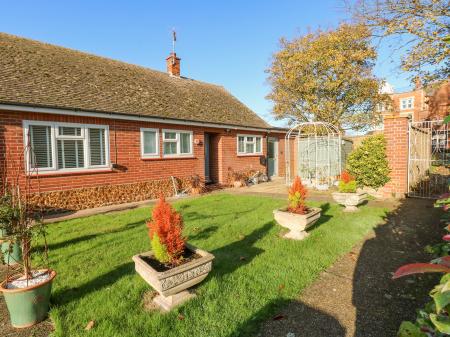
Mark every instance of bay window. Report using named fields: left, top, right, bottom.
left=24, top=121, right=109, bottom=173
left=162, top=130, right=193, bottom=157
left=237, top=134, right=263, bottom=155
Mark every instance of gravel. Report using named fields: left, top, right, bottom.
left=6, top=270, right=51, bottom=289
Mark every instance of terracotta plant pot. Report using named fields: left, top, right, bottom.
left=273, top=207, right=321, bottom=240
left=332, top=192, right=368, bottom=212
left=0, top=269, right=56, bottom=328
left=132, top=243, right=214, bottom=311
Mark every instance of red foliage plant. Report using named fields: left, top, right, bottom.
left=147, top=197, right=186, bottom=264
left=340, top=171, right=355, bottom=184
left=287, top=176, right=308, bottom=214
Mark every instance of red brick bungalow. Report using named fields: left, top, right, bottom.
left=0, top=33, right=286, bottom=211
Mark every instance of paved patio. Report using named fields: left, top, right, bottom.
left=227, top=178, right=397, bottom=208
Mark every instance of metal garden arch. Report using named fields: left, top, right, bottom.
left=285, top=121, right=342, bottom=190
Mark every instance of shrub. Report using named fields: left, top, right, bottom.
left=288, top=176, right=308, bottom=214
left=338, top=171, right=357, bottom=193
left=347, top=134, right=390, bottom=189
left=147, top=197, right=185, bottom=265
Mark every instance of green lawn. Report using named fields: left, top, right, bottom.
left=43, top=193, right=387, bottom=337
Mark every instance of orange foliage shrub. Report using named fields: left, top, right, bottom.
left=147, top=197, right=185, bottom=264
left=287, top=176, right=308, bottom=214
left=340, top=171, right=354, bottom=184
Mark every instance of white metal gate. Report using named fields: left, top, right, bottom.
left=408, top=120, right=450, bottom=198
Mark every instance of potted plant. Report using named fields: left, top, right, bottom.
left=189, top=174, right=204, bottom=195
left=228, top=169, right=246, bottom=188
left=332, top=171, right=367, bottom=212
left=132, top=197, right=214, bottom=311
left=0, top=192, right=22, bottom=265
left=0, top=183, right=55, bottom=328
left=273, top=176, right=321, bottom=240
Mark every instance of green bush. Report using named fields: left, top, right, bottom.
left=338, top=180, right=357, bottom=193
left=151, top=234, right=170, bottom=264
left=347, top=134, right=390, bottom=189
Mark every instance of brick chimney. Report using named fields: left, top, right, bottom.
left=166, top=52, right=181, bottom=77
left=415, top=77, right=422, bottom=90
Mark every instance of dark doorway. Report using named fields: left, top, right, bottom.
left=204, top=133, right=219, bottom=183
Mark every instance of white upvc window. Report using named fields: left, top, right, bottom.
left=237, top=134, right=263, bottom=155
left=400, top=97, right=414, bottom=110
left=23, top=120, right=110, bottom=173
left=162, top=129, right=193, bottom=157
left=140, top=128, right=159, bottom=158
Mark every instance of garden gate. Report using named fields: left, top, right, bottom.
left=408, top=120, right=450, bottom=198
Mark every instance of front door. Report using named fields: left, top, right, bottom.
left=268, top=137, right=278, bottom=178
left=204, top=133, right=211, bottom=182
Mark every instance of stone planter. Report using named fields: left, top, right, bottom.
left=132, top=243, right=214, bottom=311
left=273, top=207, right=321, bottom=240
left=332, top=192, right=368, bottom=212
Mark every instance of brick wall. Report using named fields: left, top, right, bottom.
left=381, top=116, right=409, bottom=198
left=0, top=109, right=282, bottom=210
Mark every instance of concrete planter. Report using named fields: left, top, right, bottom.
left=132, top=243, right=214, bottom=311
left=332, top=192, right=367, bottom=212
left=273, top=207, right=321, bottom=240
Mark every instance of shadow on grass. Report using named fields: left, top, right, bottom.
left=227, top=297, right=345, bottom=337
left=188, top=226, right=218, bottom=241
left=37, top=220, right=145, bottom=252
left=210, top=222, right=273, bottom=279
left=53, top=262, right=134, bottom=306
left=307, top=202, right=332, bottom=232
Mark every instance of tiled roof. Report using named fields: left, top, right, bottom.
left=0, top=32, right=270, bottom=129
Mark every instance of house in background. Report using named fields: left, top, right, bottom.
left=386, top=79, right=450, bottom=122
left=0, top=32, right=285, bottom=211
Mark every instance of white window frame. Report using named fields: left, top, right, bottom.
left=400, top=97, right=414, bottom=110
left=162, top=129, right=193, bottom=157
left=237, top=134, right=263, bottom=156
left=23, top=120, right=110, bottom=174
left=140, top=128, right=160, bottom=158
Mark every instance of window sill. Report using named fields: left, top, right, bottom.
left=237, top=154, right=263, bottom=157
left=142, top=156, right=196, bottom=161
left=27, top=168, right=113, bottom=178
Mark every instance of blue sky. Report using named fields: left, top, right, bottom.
left=1, top=0, right=413, bottom=126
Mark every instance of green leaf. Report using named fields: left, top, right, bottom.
left=444, top=114, right=450, bottom=125
left=397, top=321, right=427, bottom=337
left=430, top=314, right=450, bottom=334
left=432, top=290, right=450, bottom=312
